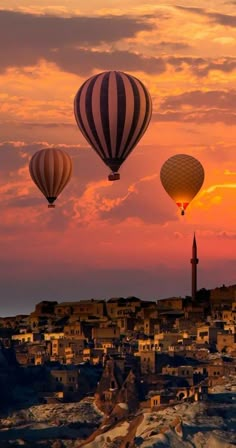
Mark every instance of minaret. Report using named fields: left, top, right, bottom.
left=191, top=233, right=199, bottom=301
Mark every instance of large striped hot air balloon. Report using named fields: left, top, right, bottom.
left=29, top=148, right=72, bottom=208
left=160, top=154, right=205, bottom=215
left=74, top=71, right=152, bottom=180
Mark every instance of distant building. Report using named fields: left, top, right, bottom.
left=196, top=325, right=218, bottom=345
left=44, top=332, right=64, bottom=341
left=64, top=322, right=85, bottom=339
left=50, top=368, right=79, bottom=400
left=92, top=326, right=120, bottom=349
left=106, top=297, right=141, bottom=319
left=12, top=332, right=42, bottom=344
left=33, top=301, right=58, bottom=316
left=210, top=285, right=236, bottom=308
left=137, top=351, right=157, bottom=374
left=156, top=298, right=184, bottom=311
left=162, top=365, right=194, bottom=386
left=154, top=332, right=180, bottom=351
left=54, top=300, right=105, bottom=317
left=217, top=332, right=236, bottom=353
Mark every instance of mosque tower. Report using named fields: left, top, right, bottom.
left=191, top=233, right=199, bottom=301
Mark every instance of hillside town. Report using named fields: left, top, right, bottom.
left=0, top=236, right=235, bottom=447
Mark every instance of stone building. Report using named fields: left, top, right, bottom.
left=54, top=300, right=105, bottom=318
left=217, top=332, right=236, bottom=353
left=196, top=325, right=218, bottom=345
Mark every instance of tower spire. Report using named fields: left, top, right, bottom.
left=191, top=232, right=199, bottom=301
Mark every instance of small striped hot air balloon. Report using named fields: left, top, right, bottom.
left=160, top=154, right=205, bottom=215
left=29, top=148, right=72, bottom=208
left=74, top=70, right=152, bottom=181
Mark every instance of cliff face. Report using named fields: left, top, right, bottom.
left=117, top=370, right=140, bottom=413
left=96, top=360, right=123, bottom=396
left=95, top=359, right=141, bottom=417
left=95, top=359, right=124, bottom=413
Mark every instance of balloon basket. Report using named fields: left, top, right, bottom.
left=108, top=173, right=120, bottom=181
left=176, top=202, right=188, bottom=216
left=48, top=204, right=55, bottom=208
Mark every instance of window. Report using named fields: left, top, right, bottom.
left=199, top=331, right=208, bottom=337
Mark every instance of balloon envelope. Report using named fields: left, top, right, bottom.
left=160, top=154, right=205, bottom=215
left=29, top=148, right=72, bottom=207
left=74, top=70, right=152, bottom=180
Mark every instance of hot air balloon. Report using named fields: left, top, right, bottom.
left=160, top=154, right=204, bottom=215
left=74, top=70, right=152, bottom=181
left=29, top=148, right=72, bottom=208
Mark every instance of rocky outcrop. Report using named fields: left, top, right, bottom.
left=95, top=360, right=124, bottom=413
left=116, top=370, right=140, bottom=413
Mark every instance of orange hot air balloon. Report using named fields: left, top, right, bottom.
left=160, top=154, right=205, bottom=215
left=74, top=70, right=152, bottom=181
left=29, top=148, right=72, bottom=208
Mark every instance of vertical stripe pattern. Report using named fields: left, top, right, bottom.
left=29, top=148, right=72, bottom=204
left=74, top=71, right=152, bottom=173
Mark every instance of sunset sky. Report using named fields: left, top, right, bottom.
left=0, top=0, right=235, bottom=315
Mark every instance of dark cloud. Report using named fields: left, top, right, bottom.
left=6, top=196, right=46, bottom=208
left=175, top=6, right=206, bottom=15
left=166, top=56, right=236, bottom=77
left=176, top=5, right=236, bottom=27
left=51, top=48, right=166, bottom=76
left=161, top=89, right=236, bottom=110
left=22, top=122, right=75, bottom=129
left=154, top=110, right=236, bottom=125
left=0, top=142, right=28, bottom=175
left=0, top=10, right=235, bottom=77
left=0, top=10, right=153, bottom=46
left=153, top=89, right=236, bottom=124
left=0, top=10, right=154, bottom=73
left=157, top=41, right=191, bottom=51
